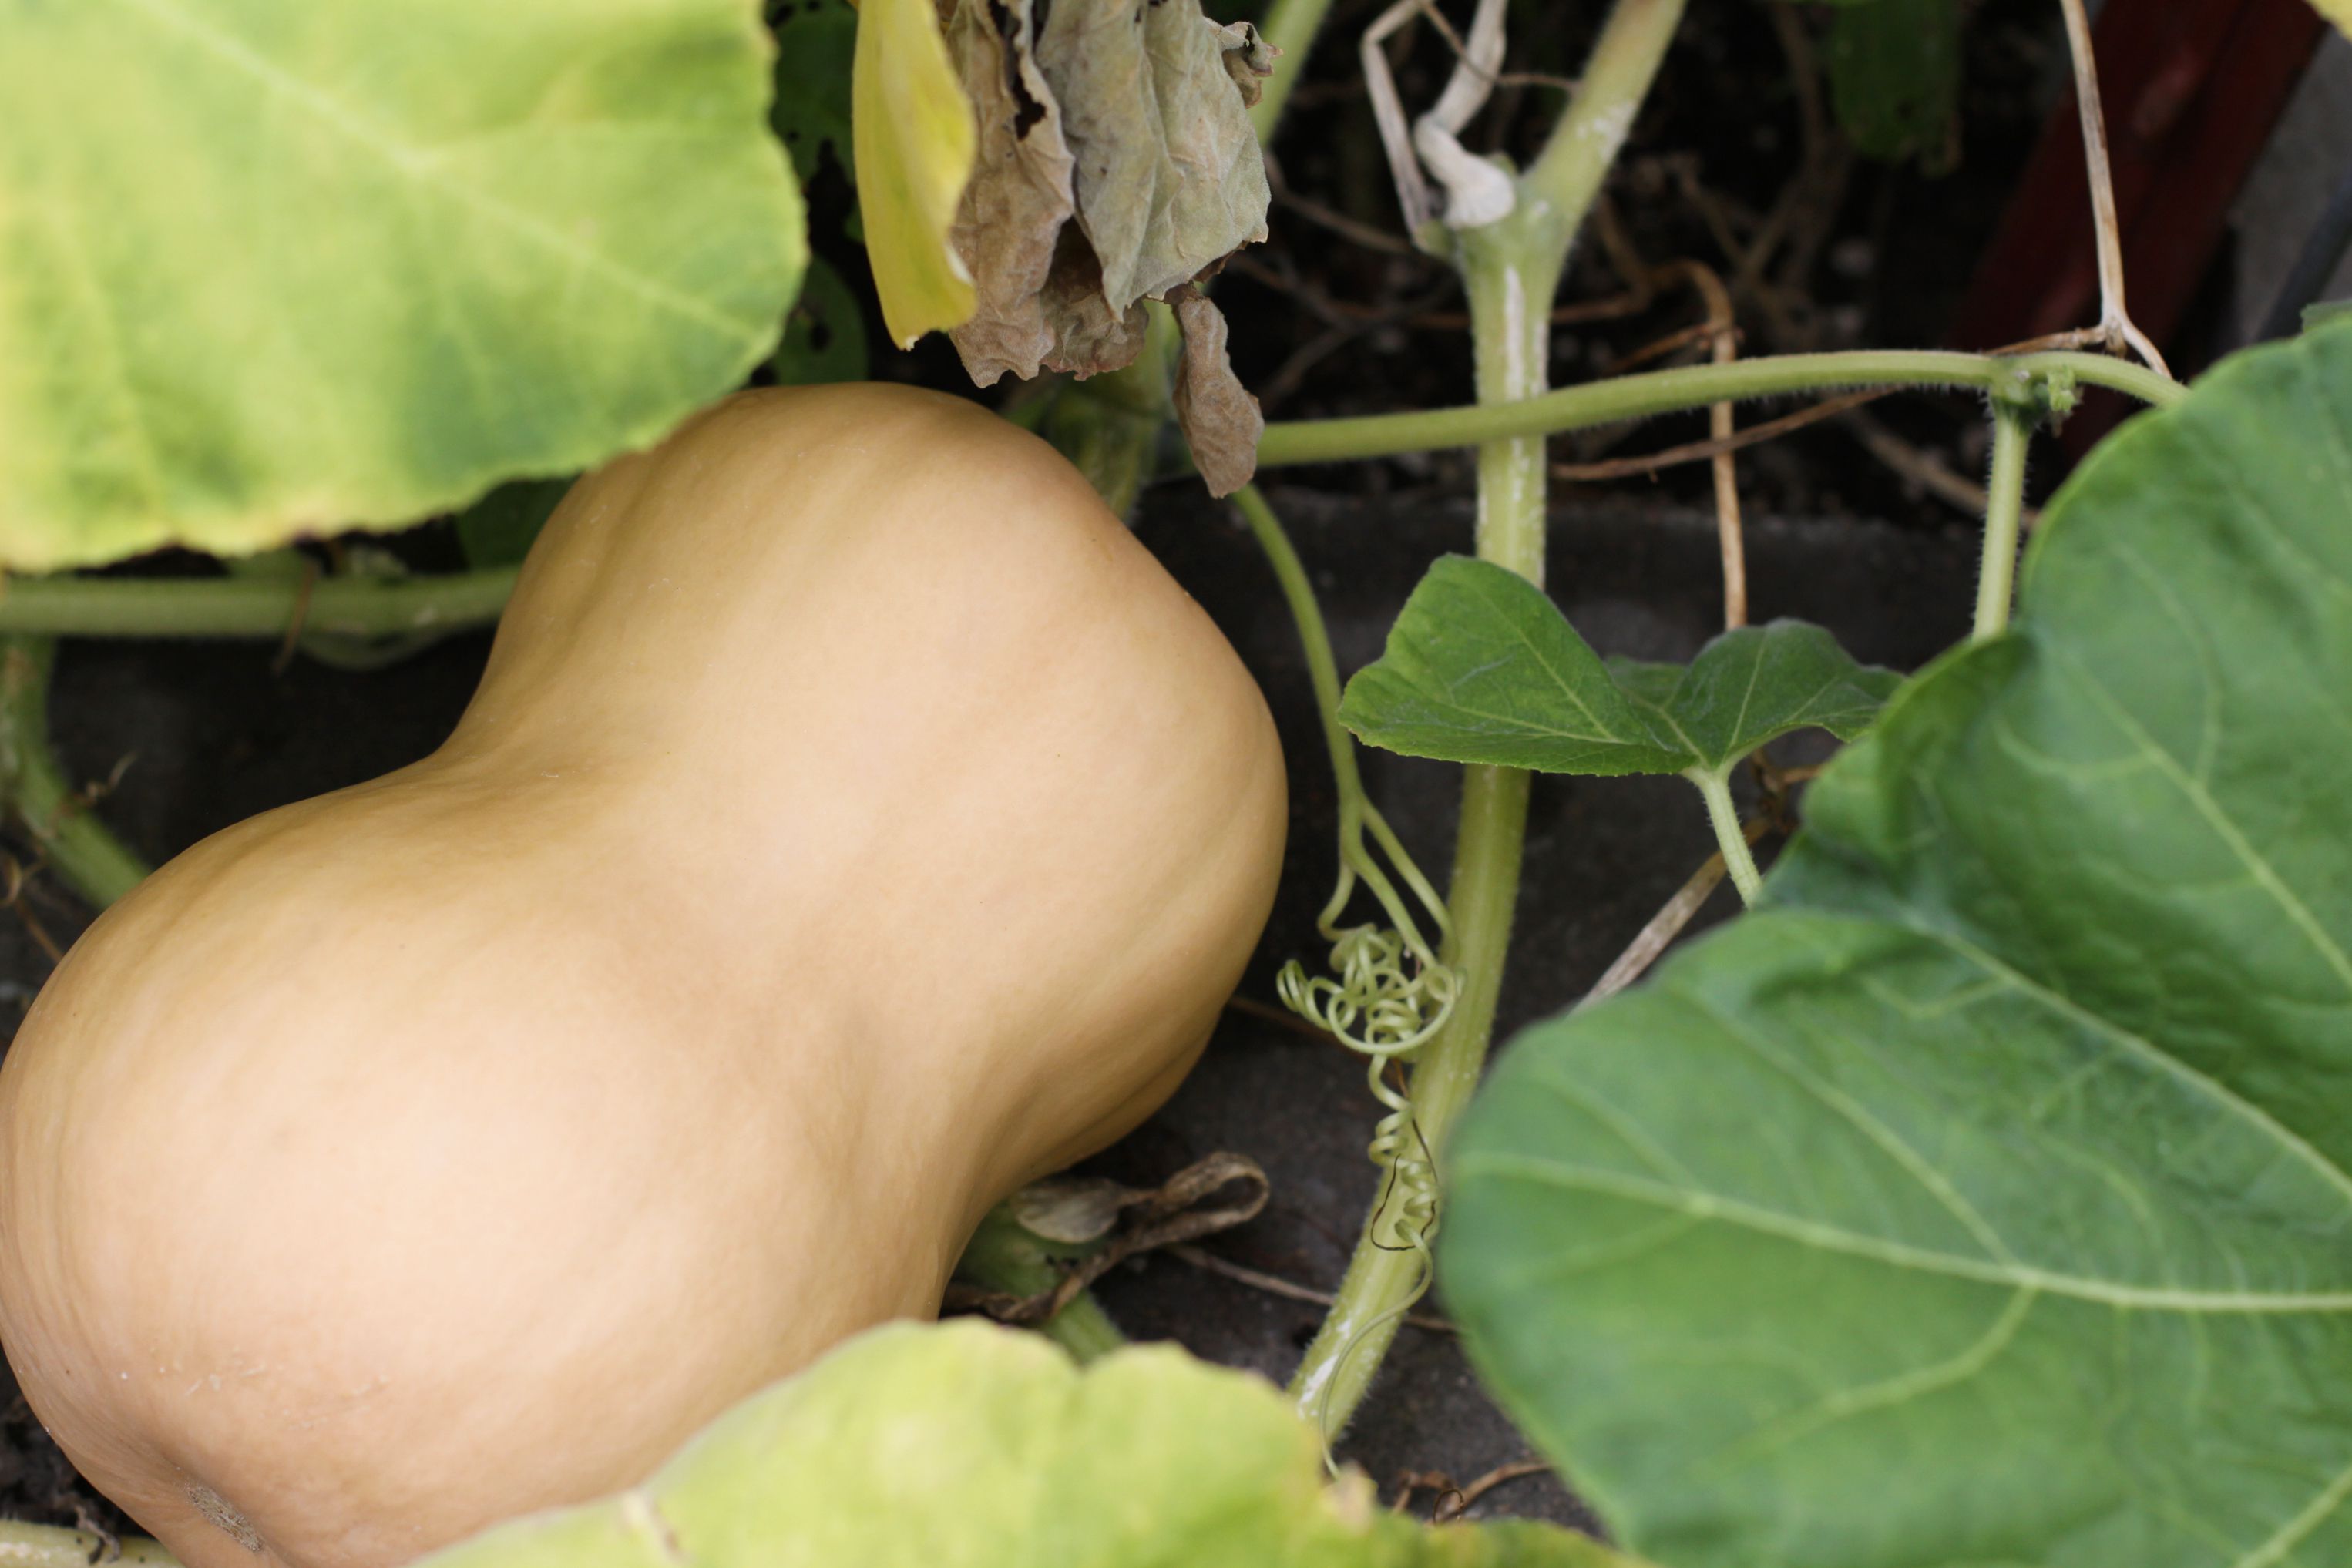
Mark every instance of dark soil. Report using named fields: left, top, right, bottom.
left=0, top=482, right=1977, bottom=1536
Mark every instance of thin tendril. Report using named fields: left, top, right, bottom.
left=1235, top=485, right=1454, bottom=1456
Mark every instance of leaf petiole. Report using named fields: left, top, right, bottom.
left=1687, top=765, right=1762, bottom=906
left=1973, top=400, right=2034, bottom=642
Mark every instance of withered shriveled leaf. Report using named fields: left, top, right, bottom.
left=1215, top=22, right=1278, bottom=109
left=1035, top=230, right=1152, bottom=374
left=1041, top=0, right=1271, bottom=313
left=945, top=0, right=1269, bottom=384
left=942, top=0, right=1076, bottom=383
left=1171, top=288, right=1262, bottom=496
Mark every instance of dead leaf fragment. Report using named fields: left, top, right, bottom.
left=1213, top=21, right=1278, bottom=109
left=942, top=0, right=1270, bottom=386
left=940, top=0, right=1075, bottom=383
left=1039, top=0, right=1270, bottom=314
left=950, top=1153, right=1272, bottom=1323
left=1171, top=287, right=1262, bottom=496
left=1008, top=1177, right=1137, bottom=1244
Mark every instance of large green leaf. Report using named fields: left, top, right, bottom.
left=0, top=0, right=802, bottom=569
left=1442, top=323, right=2352, bottom=1567
left=418, top=1320, right=1638, bottom=1568
left=1826, top=0, right=1961, bottom=166
left=771, top=0, right=855, bottom=187
left=1339, top=556, right=1897, bottom=785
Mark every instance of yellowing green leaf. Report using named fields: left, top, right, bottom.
left=852, top=0, right=977, bottom=348
left=418, top=1320, right=1645, bottom=1568
left=0, top=0, right=803, bottom=570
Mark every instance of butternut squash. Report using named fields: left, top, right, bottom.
left=0, top=385, right=1286, bottom=1568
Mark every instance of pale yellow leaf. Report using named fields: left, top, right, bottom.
left=852, top=0, right=978, bottom=348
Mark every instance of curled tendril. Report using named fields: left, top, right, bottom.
left=1234, top=483, right=1460, bottom=1453
left=1278, top=918, right=1454, bottom=1246
left=1275, top=854, right=1458, bottom=1452
left=1278, top=925, right=1458, bottom=1056
left=1280, top=927, right=1451, bottom=1452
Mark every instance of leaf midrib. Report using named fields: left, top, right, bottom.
left=1460, top=563, right=1637, bottom=742
left=1457, top=1150, right=2352, bottom=1311
left=109, top=0, right=767, bottom=344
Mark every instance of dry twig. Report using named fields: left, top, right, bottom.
left=2, top=856, right=64, bottom=963
left=1392, top=1459, right=1554, bottom=1520
left=947, top=1154, right=1272, bottom=1325
left=1576, top=815, right=1767, bottom=1010
left=271, top=556, right=321, bottom=676
left=1225, top=991, right=1342, bottom=1045
left=1267, top=161, right=1427, bottom=260
left=1671, top=260, right=1747, bottom=626
left=1842, top=409, right=2045, bottom=527
left=1602, top=317, right=1737, bottom=374
left=1166, top=1243, right=1456, bottom=1333
left=1551, top=390, right=1883, bottom=483
left=1362, top=0, right=1439, bottom=232
left=2055, top=0, right=2169, bottom=375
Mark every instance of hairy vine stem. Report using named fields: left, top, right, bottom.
left=1237, top=485, right=1457, bottom=1449
left=0, top=351, right=2185, bottom=646
left=0, top=636, right=151, bottom=909
left=1255, top=348, right=2183, bottom=469
left=1688, top=767, right=1762, bottom=905
left=0, top=565, right=516, bottom=639
left=1235, top=487, right=1454, bottom=985
left=1974, top=401, right=2035, bottom=642
left=1286, top=0, right=1690, bottom=1444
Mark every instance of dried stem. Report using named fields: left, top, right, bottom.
left=1552, top=389, right=1880, bottom=481
left=1362, top=0, right=1439, bottom=233
left=1675, top=261, right=1747, bottom=626
left=2056, top=0, right=2169, bottom=375
left=1576, top=814, right=1768, bottom=1009
left=1392, top=1458, right=1554, bottom=1520
left=1168, top=1244, right=1456, bottom=1333
left=1842, top=408, right=2034, bottom=522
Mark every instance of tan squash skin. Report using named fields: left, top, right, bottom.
left=0, top=385, right=1286, bottom=1568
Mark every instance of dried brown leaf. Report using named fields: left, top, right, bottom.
left=942, top=0, right=1270, bottom=457
left=1038, top=0, right=1271, bottom=314
left=942, top=0, right=1077, bottom=384
left=1037, top=229, right=1151, bottom=376
left=1213, top=21, right=1278, bottom=109
left=1171, top=287, right=1262, bottom=496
